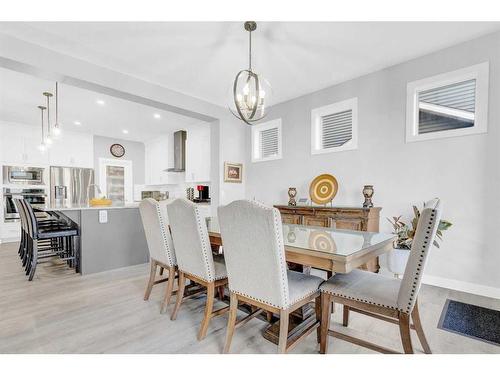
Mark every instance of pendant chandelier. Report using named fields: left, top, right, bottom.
left=53, top=82, right=62, bottom=136
left=37, top=105, right=47, bottom=152
left=229, top=21, right=272, bottom=125
left=42, top=91, right=53, bottom=145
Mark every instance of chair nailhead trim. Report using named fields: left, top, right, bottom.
left=155, top=203, right=175, bottom=267
left=402, top=208, right=437, bottom=314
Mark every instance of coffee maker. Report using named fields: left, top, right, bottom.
left=194, top=185, right=210, bottom=203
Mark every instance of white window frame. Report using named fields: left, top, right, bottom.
left=251, top=118, right=282, bottom=163
left=406, top=62, right=489, bottom=143
left=311, top=97, right=358, bottom=155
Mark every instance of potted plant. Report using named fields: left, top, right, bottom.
left=385, top=204, right=452, bottom=277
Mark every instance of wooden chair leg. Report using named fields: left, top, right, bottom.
left=343, top=305, right=350, bottom=327
left=315, top=296, right=321, bottom=343
left=223, top=292, right=238, bottom=353
left=411, top=300, right=431, bottom=354
left=170, top=271, right=186, bottom=321
left=217, top=285, right=225, bottom=301
left=160, top=266, right=176, bottom=313
left=198, top=282, right=215, bottom=340
left=319, top=293, right=332, bottom=354
left=278, top=310, right=290, bottom=354
left=399, top=312, right=414, bottom=354
left=144, top=260, right=157, bottom=301
left=266, top=311, right=273, bottom=322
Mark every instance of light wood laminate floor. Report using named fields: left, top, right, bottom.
left=1, top=241, right=499, bottom=354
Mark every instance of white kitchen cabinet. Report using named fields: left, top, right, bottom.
left=185, top=125, right=210, bottom=183
left=145, top=136, right=169, bottom=185
left=48, top=132, right=93, bottom=168
left=0, top=122, right=49, bottom=165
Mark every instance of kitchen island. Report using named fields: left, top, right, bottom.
left=40, top=203, right=148, bottom=275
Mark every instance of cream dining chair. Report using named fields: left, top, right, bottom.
left=319, top=198, right=442, bottom=354
left=139, top=198, right=178, bottom=313
left=218, top=200, right=324, bottom=354
left=167, top=198, right=229, bottom=341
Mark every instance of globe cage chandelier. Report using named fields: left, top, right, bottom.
left=229, top=21, right=272, bottom=125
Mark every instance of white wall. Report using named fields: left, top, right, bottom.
left=246, top=31, right=500, bottom=297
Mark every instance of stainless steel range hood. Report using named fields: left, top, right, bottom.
left=166, top=130, right=187, bottom=172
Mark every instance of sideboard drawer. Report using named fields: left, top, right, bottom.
left=303, top=216, right=330, bottom=228
left=333, top=219, right=363, bottom=231
left=281, top=214, right=302, bottom=225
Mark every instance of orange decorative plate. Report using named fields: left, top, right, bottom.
left=309, top=174, right=338, bottom=205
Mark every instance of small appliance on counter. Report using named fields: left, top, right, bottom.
left=141, top=191, right=169, bottom=201
left=186, top=187, right=195, bottom=201
left=193, top=185, right=210, bottom=203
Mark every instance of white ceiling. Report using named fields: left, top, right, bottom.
left=1, top=22, right=499, bottom=107
left=0, top=67, right=204, bottom=142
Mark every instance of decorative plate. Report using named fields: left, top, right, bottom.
left=308, top=230, right=337, bottom=253
left=309, top=173, right=338, bottom=205
left=110, top=143, right=125, bottom=158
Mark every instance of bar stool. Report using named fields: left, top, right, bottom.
left=19, top=199, right=79, bottom=281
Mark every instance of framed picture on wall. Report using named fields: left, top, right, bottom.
left=224, top=162, right=243, bottom=183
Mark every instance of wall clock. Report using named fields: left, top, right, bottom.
left=110, top=143, right=125, bottom=158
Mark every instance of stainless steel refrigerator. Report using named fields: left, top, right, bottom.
left=50, top=167, right=95, bottom=207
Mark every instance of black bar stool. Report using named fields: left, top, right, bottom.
left=17, top=199, right=79, bottom=281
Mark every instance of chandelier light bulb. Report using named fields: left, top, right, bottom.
left=53, top=125, right=62, bottom=136
left=45, top=136, right=53, bottom=145
left=38, top=142, right=47, bottom=152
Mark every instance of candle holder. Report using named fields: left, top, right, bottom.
left=288, top=187, right=297, bottom=206
left=362, top=185, right=374, bottom=208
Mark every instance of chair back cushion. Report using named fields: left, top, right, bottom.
left=167, top=199, right=215, bottom=281
left=397, top=198, right=442, bottom=313
left=139, top=198, right=176, bottom=267
left=218, top=200, right=290, bottom=308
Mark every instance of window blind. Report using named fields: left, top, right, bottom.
left=321, top=109, right=353, bottom=149
left=418, top=79, right=476, bottom=134
left=260, top=127, right=279, bottom=158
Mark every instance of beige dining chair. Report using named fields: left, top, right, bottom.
left=139, top=198, right=178, bottom=313
left=319, top=198, right=442, bottom=354
left=218, top=200, right=324, bottom=354
left=167, top=198, right=229, bottom=340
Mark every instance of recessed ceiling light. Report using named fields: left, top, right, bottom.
left=96, top=99, right=105, bottom=105
left=74, top=121, right=81, bottom=126
left=122, top=129, right=129, bottom=134
left=153, top=113, right=161, bottom=119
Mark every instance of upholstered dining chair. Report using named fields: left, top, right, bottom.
left=167, top=198, right=229, bottom=340
left=319, top=198, right=442, bottom=354
left=218, top=200, right=324, bottom=354
left=139, top=198, right=178, bottom=313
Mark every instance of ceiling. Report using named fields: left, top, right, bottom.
left=0, top=67, right=204, bottom=142
left=1, top=22, right=499, bottom=107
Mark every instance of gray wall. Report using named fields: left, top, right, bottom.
left=93, top=135, right=145, bottom=186
left=246, top=31, right=500, bottom=295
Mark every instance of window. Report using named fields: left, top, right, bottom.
left=311, top=98, right=358, bottom=154
left=251, top=119, right=282, bottom=162
left=406, top=62, right=489, bottom=142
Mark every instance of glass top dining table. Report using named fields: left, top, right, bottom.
left=206, top=217, right=396, bottom=274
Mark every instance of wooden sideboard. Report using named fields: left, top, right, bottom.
left=274, top=205, right=382, bottom=272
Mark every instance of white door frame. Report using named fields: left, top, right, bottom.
left=98, top=158, right=133, bottom=203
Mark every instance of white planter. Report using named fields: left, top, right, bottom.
left=385, top=248, right=410, bottom=277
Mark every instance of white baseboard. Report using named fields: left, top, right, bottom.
left=423, top=274, right=500, bottom=300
